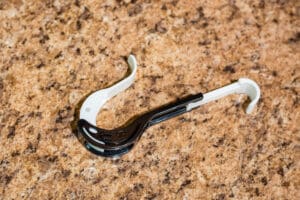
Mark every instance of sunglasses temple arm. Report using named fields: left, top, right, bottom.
left=186, top=78, right=260, bottom=114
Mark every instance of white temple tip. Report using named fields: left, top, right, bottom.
left=186, top=77, right=261, bottom=114
left=238, top=78, right=260, bottom=114
left=127, top=54, right=137, bottom=69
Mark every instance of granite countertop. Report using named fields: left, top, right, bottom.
left=0, top=0, right=299, bottom=199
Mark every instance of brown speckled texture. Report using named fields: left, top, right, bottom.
left=0, top=0, right=299, bottom=199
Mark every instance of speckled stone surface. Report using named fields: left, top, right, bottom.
left=0, top=0, right=299, bottom=199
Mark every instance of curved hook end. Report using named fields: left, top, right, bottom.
left=186, top=78, right=261, bottom=114
left=127, top=54, right=137, bottom=73
left=79, top=55, right=138, bottom=125
left=238, top=78, right=260, bottom=114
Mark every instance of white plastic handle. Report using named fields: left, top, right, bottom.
left=186, top=78, right=260, bottom=114
left=80, top=55, right=260, bottom=126
left=80, top=55, right=137, bottom=126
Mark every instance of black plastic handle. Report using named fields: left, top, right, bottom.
left=147, top=93, right=203, bottom=126
left=77, top=93, right=203, bottom=157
